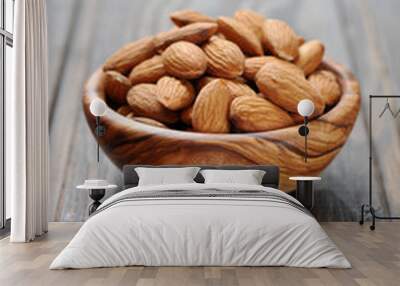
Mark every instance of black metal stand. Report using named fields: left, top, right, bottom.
left=298, top=116, right=309, bottom=162
left=95, top=116, right=106, bottom=163
left=360, top=95, right=400, bottom=230
left=88, top=189, right=105, bottom=215
left=296, top=181, right=314, bottom=210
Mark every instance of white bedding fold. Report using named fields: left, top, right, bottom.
left=50, top=183, right=350, bottom=269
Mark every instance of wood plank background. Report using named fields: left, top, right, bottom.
left=46, top=0, right=400, bottom=222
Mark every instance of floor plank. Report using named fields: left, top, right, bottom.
left=1, top=222, right=400, bottom=286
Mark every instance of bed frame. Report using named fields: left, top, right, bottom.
left=122, top=165, right=280, bottom=189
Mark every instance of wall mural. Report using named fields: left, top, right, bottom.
left=48, top=0, right=400, bottom=222
left=82, top=20, right=360, bottom=192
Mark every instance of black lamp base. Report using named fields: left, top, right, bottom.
left=88, top=189, right=105, bottom=215
left=296, top=181, right=314, bottom=210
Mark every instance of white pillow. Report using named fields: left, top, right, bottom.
left=200, top=169, right=266, bottom=185
left=135, top=167, right=200, bottom=186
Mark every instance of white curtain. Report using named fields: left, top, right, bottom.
left=7, top=0, right=49, bottom=242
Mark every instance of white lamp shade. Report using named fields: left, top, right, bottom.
left=297, top=99, right=315, bottom=117
left=89, top=99, right=107, bottom=117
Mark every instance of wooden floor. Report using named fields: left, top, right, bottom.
left=0, top=222, right=399, bottom=286
left=47, top=0, right=400, bottom=222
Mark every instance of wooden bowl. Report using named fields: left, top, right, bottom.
left=83, top=59, right=360, bottom=191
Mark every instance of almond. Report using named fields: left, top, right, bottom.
left=255, top=57, right=325, bottom=115
left=104, top=71, right=131, bottom=104
left=217, top=17, right=263, bottom=56
left=308, top=70, right=341, bottom=106
left=234, top=9, right=265, bottom=42
left=202, top=37, right=245, bottom=78
left=126, top=84, right=178, bottom=124
left=247, top=56, right=304, bottom=80
left=162, top=41, right=207, bottom=79
left=103, top=36, right=156, bottom=74
left=116, top=105, right=133, bottom=116
left=196, top=76, right=246, bottom=91
left=128, top=55, right=166, bottom=85
left=214, top=32, right=226, bottom=40
left=196, top=77, right=254, bottom=98
left=154, top=22, right=218, bottom=50
left=156, top=76, right=195, bottom=111
left=170, top=10, right=215, bottom=27
left=262, top=19, right=301, bottom=61
left=224, top=79, right=257, bottom=98
left=230, top=95, right=294, bottom=132
left=196, top=76, right=218, bottom=91
left=290, top=112, right=305, bottom=124
left=131, top=117, right=167, bottom=129
left=243, top=56, right=274, bottom=80
left=192, top=79, right=232, bottom=133
left=180, top=105, right=193, bottom=126
left=295, top=40, right=325, bottom=75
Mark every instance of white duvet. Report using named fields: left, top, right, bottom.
left=50, top=183, right=350, bottom=269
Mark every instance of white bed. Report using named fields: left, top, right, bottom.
left=50, top=183, right=350, bottom=269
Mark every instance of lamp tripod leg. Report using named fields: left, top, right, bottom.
left=370, top=206, right=376, bottom=231
left=359, top=204, right=365, bottom=225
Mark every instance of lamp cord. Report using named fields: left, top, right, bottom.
left=305, top=131, right=308, bottom=162
left=96, top=116, right=100, bottom=163
left=305, top=116, right=308, bottom=163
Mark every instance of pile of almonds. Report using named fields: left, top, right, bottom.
left=102, top=9, right=341, bottom=133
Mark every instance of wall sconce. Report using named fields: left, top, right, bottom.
left=297, top=99, right=315, bottom=163
left=80, top=99, right=115, bottom=215
left=89, top=99, right=107, bottom=163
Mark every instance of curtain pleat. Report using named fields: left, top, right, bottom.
left=9, top=0, right=27, bottom=242
left=42, top=0, right=50, bottom=234
left=9, top=0, right=49, bottom=242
